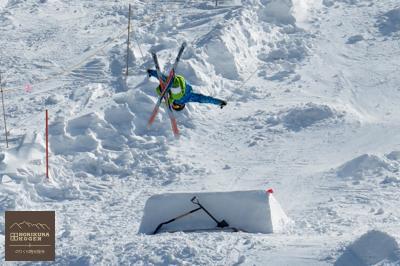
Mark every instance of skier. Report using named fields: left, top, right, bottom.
left=147, top=69, right=227, bottom=111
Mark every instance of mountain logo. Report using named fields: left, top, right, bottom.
left=9, top=221, right=51, bottom=231
left=5, top=211, right=55, bottom=261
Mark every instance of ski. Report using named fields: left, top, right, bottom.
left=155, top=42, right=186, bottom=104
left=147, top=42, right=187, bottom=136
left=151, top=52, right=179, bottom=137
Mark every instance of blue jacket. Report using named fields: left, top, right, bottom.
left=148, top=69, right=224, bottom=106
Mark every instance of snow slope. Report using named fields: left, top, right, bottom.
left=1, top=0, right=400, bottom=265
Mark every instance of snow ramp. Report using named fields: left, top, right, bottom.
left=139, top=189, right=290, bottom=234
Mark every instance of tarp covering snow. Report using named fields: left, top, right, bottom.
left=139, top=190, right=290, bottom=234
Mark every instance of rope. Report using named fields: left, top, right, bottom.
left=1, top=1, right=248, bottom=95
left=134, top=33, right=145, bottom=59
left=0, top=2, right=178, bottom=95
left=2, top=27, right=128, bottom=95
left=236, top=67, right=259, bottom=91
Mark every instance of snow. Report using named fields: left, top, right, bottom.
left=271, top=102, right=343, bottom=131
left=139, top=190, right=290, bottom=234
left=386, top=151, right=400, bottom=161
left=335, top=154, right=395, bottom=180
left=377, top=7, right=400, bottom=36
left=346, top=34, right=364, bottom=44
left=335, top=230, right=400, bottom=266
left=0, top=0, right=400, bottom=264
left=256, top=0, right=297, bottom=25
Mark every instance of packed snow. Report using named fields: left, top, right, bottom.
left=1, top=0, right=400, bottom=265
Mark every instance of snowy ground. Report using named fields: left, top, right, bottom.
left=1, top=0, right=400, bottom=265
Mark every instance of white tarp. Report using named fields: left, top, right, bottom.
left=139, top=189, right=290, bottom=234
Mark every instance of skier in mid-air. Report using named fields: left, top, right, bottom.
left=147, top=69, right=227, bottom=111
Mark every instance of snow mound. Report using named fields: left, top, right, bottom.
left=256, top=0, right=296, bottom=25
left=335, top=230, right=400, bottom=266
left=197, top=7, right=262, bottom=80
left=139, top=190, right=291, bottom=234
left=386, top=151, right=400, bottom=161
left=241, top=103, right=343, bottom=132
left=259, top=36, right=310, bottom=64
left=336, top=154, right=398, bottom=180
left=255, top=0, right=317, bottom=25
left=377, top=7, right=400, bottom=36
left=279, top=103, right=341, bottom=131
left=346, top=34, right=364, bottom=44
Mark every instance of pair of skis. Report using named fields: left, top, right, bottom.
left=147, top=42, right=187, bottom=138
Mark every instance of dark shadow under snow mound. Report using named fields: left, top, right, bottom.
left=377, top=7, right=400, bottom=36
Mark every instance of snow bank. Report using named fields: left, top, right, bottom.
left=336, top=153, right=399, bottom=180
left=197, top=9, right=261, bottom=80
left=279, top=103, right=341, bottom=131
left=0, top=132, right=81, bottom=214
left=377, top=7, right=400, bottom=36
left=139, top=190, right=290, bottom=234
left=203, top=33, right=241, bottom=80
left=194, top=0, right=310, bottom=84
left=335, top=230, right=400, bottom=266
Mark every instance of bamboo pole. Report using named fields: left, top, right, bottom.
left=0, top=73, right=8, bottom=148
left=46, top=109, right=49, bottom=179
left=126, top=4, right=132, bottom=77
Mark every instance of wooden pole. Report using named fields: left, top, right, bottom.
left=46, top=109, right=49, bottom=179
left=0, top=73, right=8, bottom=148
left=126, top=4, right=132, bottom=77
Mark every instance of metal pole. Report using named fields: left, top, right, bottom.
left=0, top=73, right=8, bottom=148
left=126, top=4, right=132, bottom=77
left=46, top=109, right=49, bottom=179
